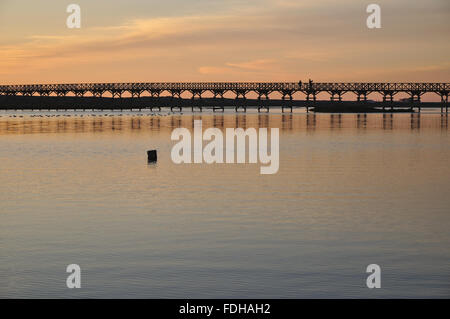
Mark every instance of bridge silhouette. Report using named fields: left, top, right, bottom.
left=0, top=82, right=449, bottom=112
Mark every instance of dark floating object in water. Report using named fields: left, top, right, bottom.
left=147, top=150, right=157, bottom=163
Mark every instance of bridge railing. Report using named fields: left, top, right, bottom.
left=0, top=82, right=449, bottom=94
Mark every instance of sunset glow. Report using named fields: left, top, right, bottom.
left=1, top=0, right=449, bottom=84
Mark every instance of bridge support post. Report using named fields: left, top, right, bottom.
left=330, top=91, right=343, bottom=102
left=445, top=94, right=448, bottom=113
left=257, top=94, right=270, bottom=113
left=408, top=91, right=423, bottom=112
left=281, top=95, right=293, bottom=113
left=191, top=98, right=202, bottom=112
left=191, top=90, right=203, bottom=112
left=356, top=91, right=367, bottom=103
left=235, top=95, right=247, bottom=112
left=216, top=94, right=225, bottom=112
left=306, top=92, right=317, bottom=102
left=305, top=92, right=316, bottom=112
left=439, top=94, right=448, bottom=113
left=382, top=91, right=396, bottom=111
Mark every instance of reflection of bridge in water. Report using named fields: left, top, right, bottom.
left=0, top=82, right=449, bottom=113
left=0, top=113, right=447, bottom=135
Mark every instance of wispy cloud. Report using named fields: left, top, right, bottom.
left=226, top=59, right=277, bottom=71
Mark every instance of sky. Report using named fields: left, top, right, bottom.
left=0, top=0, right=449, bottom=84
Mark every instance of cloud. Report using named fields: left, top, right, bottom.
left=199, top=59, right=279, bottom=77
left=226, top=59, right=277, bottom=71
left=0, top=13, right=277, bottom=68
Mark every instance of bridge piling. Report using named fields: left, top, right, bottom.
left=281, top=105, right=293, bottom=113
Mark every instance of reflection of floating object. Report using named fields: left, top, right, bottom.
left=147, top=150, right=157, bottom=163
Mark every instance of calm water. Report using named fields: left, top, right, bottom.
left=0, top=110, right=449, bottom=298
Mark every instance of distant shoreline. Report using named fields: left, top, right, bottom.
left=0, top=95, right=446, bottom=113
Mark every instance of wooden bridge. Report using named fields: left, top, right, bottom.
left=0, top=82, right=448, bottom=112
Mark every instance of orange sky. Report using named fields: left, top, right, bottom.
left=0, top=0, right=449, bottom=85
